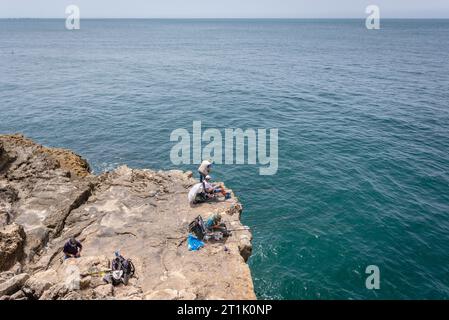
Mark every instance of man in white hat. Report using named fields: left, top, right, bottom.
left=198, top=159, right=212, bottom=182
left=203, top=175, right=228, bottom=198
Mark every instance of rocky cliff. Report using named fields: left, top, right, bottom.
left=0, top=134, right=255, bottom=300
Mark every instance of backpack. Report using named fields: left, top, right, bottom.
left=110, top=255, right=135, bottom=285
left=188, top=216, right=207, bottom=240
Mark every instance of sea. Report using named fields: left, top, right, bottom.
left=1, top=19, right=449, bottom=299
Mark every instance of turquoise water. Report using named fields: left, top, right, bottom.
left=1, top=19, right=449, bottom=299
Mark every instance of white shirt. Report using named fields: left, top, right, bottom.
left=188, top=183, right=203, bottom=203
left=202, top=181, right=214, bottom=192
left=198, top=160, right=211, bottom=175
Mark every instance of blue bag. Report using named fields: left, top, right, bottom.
left=187, top=234, right=205, bottom=251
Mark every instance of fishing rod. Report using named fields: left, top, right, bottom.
left=228, top=187, right=279, bottom=193
left=226, top=226, right=251, bottom=232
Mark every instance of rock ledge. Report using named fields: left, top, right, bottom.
left=0, top=134, right=255, bottom=300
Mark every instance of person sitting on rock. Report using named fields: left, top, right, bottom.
left=188, top=176, right=228, bottom=205
left=198, top=159, right=212, bottom=182
left=203, top=175, right=228, bottom=198
left=63, top=237, right=82, bottom=259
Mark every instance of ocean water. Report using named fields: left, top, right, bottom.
left=1, top=19, right=449, bottom=299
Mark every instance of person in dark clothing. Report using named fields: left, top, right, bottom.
left=63, top=237, right=83, bottom=259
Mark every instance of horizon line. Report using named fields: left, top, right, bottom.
left=1, top=17, right=449, bottom=20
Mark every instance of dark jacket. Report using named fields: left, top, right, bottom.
left=63, top=240, right=82, bottom=255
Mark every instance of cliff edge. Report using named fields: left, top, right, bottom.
left=0, top=134, right=255, bottom=300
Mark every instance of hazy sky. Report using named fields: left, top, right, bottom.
left=1, top=0, right=449, bottom=18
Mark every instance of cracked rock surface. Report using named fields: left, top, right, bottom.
left=0, top=134, right=255, bottom=300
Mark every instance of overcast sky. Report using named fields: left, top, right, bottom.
left=1, top=0, right=449, bottom=18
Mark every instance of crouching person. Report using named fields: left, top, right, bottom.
left=206, top=212, right=225, bottom=231
left=205, top=212, right=230, bottom=240
left=63, top=237, right=82, bottom=259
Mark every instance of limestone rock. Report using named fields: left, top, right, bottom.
left=0, top=134, right=95, bottom=266
left=0, top=223, right=26, bottom=271
left=39, top=283, right=69, bottom=300
left=0, top=273, right=29, bottom=297
left=0, top=185, right=18, bottom=226
left=94, top=284, right=114, bottom=299
left=10, top=289, right=26, bottom=300
left=23, top=269, right=58, bottom=299
left=0, top=135, right=255, bottom=300
left=238, top=234, right=253, bottom=262
left=0, top=143, right=13, bottom=173
left=145, top=289, right=179, bottom=300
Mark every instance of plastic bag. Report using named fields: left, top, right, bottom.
left=187, top=234, right=205, bottom=251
